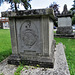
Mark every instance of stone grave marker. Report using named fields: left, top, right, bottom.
left=56, top=4, right=74, bottom=37
left=2, top=8, right=56, bottom=68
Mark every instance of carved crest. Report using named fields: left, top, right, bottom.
left=20, top=20, right=38, bottom=48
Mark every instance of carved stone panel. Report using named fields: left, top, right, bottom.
left=20, top=20, right=38, bottom=48
left=16, top=19, right=42, bottom=54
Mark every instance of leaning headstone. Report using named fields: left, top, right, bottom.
left=2, top=8, right=56, bottom=68
left=56, top=4, right=74, bottom=37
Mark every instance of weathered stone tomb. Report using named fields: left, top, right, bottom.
left=56, top=4, right=73, bottom=36
left=2, top=8, right=56, bottom=68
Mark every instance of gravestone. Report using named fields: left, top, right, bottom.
left=0, top=22, right=3, bottom=29
left=56, top=4, right=73, bottom=36
left=2, top=8, right=56, bottom=68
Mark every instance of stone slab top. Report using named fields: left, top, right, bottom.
left=1, top=8, right=55, bottom=20
left=57, top=14, right=72, bottom=18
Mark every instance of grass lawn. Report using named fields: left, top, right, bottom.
left=55, top=38, right=75, bottom=75
left=0, top=29, right=12, bottom=62
left=0, top=29, right=75, bottom=75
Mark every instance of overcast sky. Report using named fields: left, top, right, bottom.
left=0, top=0, right=74, bottom=17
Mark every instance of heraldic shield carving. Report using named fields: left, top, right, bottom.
left=20, top=20, right=38, bottom=48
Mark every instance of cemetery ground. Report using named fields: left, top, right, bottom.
left=0, top=29, right=75, bottom=75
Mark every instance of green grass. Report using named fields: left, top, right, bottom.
left=0, top=29, right=75, bottom=75
left=55, top=38, right=75, bottom=75
left=0, top=73, right=4, bottom=75
left=14, top=65, right=24, bottom=75
left=0, top=29, right=12, bottom=62
left=54, top=31, right=56, bottom=33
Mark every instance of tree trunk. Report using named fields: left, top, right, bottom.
left=15, top=3, right=18, bottom=11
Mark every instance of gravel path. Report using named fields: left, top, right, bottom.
left=0, top=43, right=70, bottom=75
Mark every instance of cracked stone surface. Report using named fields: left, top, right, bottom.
left=54, top=43, right=70, bottom=75
left=0, top=57, right=17, bottom=75
left=0, top=43, right=70, bottom=75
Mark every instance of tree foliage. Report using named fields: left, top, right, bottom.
left=21, top=0, right=31, bottom=10
left=0, top=0, right=32, bottom=11
left=72, top=14, right=75, bottom=25
left=49, top=2, right=60, bottom=16
left=49, top=2, right=60, bottom=27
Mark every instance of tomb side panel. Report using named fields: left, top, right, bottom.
left=58, top=17, right=72, bottom=27
left=16, top=18, right=43, bottom=55
left=9, top=18, right=18, bottom=54
left=41, top=16, right=49, bottom=56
